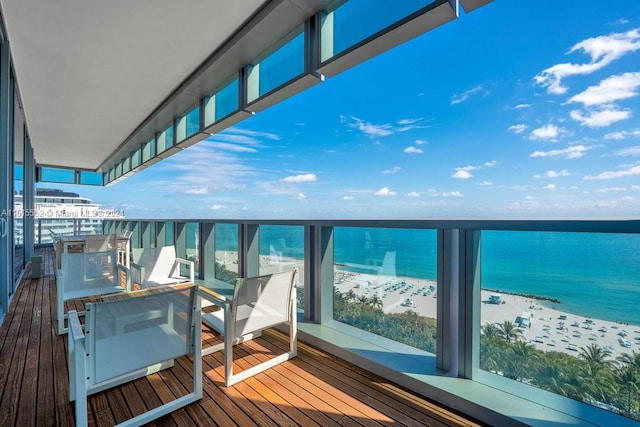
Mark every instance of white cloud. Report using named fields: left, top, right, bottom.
left=514, top=103, right=532, bottom=109
left=343, top=196, right=354, bottom=201
left=404, top=146, right=423, bottom=154
left=451, top=161, right=495, bottom=179
left=442, top=191, right=464, bottom=197
left=530, top=144, right=594, bottom=159
left=543, top=184, right=557, bottom=190
left=570, top=108, right=631, bottom=127
left=604, top=129, right=640, bottom=140
left=595, top=187, right=626, bottom=193
left=607, top=146, right=640, bottom=157
left=568, top=72, right=640, bottom=106
left=631, top=185, right=640, bottom=191
left=508, top=124, right=528, bottom=134
left=291, top=193, right=307, bottom=200
left=345, top=116, right=425, bottom=137
left=415, top=139, right=428, bottom=145
left=534, top=29, right=640, bottom=94
left=382, top=166, right=402, bottom=174
left=534, top=170, right=571, bottom=179
left=584, top=164, right=640, bottom=180
left=529, top=124, right=562, bottom=140
left=452, top=170, right=473, bottom=179
left=281, top=173, right=317, bottom=183
left=451, top=85, right=489, bottom=105
left=186, top=187, right=209, bottom=195
left=477, top=180, right=493, bottom=186
left=406, top=191, right=420, bottom=197
left=211, top=204, right=225, bottom=210
left=374, top=187, right=396, bottom=196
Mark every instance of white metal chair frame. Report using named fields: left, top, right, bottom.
left=201, top=268, right=298, bottom=386
left=68, top=283, right=202, bottom=427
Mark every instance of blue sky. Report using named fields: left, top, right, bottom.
left=52, top=1, right=640, bottom=219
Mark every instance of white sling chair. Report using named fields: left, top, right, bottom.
left=68, top=283, right=202, bottom=426
left=131, top=245, right=194, bottom=287
left=202, top=268, right=298, bottom=386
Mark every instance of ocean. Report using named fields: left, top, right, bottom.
left=214, top=225, right=640, bottom=325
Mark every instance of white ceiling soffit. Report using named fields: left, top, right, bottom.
left=0, top=0, right=269, bottom=170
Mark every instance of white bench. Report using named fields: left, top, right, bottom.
left=68, top=283, right=202, bottom=427
left=57, top=250, right=131, bottom=335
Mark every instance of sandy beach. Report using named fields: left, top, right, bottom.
left=335, top=269, right=640, bottom=359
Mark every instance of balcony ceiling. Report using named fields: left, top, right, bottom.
left=0, top=0, right=273, bottom=170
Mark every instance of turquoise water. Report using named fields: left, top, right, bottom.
left=216, top=226, right=640, bottom=325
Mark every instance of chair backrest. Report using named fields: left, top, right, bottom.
left=85, top=234, right=117, bottom=252
left=61, top=250, right=119, bottom=296
left=132, top=245, right=177, bottom=280
left=232, top=268, right=297, bottom=338
left=86, top=283, right=197, bottom=385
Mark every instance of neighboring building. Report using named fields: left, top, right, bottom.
left=13, top=188, right=123, bottom=244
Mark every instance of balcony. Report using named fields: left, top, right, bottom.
left=93, top=218, right=639, bottom=426
left=0, top=245, right=486, bottom=426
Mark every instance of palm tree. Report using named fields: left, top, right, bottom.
left=579, top=344, right=613, bottom=370
left=510, top=341, right=538, bottom=382
left=614, top=364, right=639, bottom=416
left=481, top=323, right=501, bottom=340
left=369, top=295, right=383, bottom=310
left=496, top=320, right=522, bottom=343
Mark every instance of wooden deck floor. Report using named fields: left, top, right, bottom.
left=0, top=247, right=485, bottom=427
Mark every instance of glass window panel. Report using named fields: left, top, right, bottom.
left=479, top=231, right=640, bottom=420
left=14, top=164, right=23, bottom=180
left=249, top=32, right=305, bottom=102
left=142, top=138, right=155, bottom=162
left=115, top=162, right=122, bottom=178
left=216, top=78, right=239, bottom=122
left=80, top=171, right=103, bottom=186
left=214, top=223, right=238, bottom=285
left=333, top=227, right=437, bottom=353
left=131, top=148, right=141, bottom=168
left=165, top=222, right=174, bottom=246
left=259, top=225, right=305, bottom=312
left=181, top=222, right=199, bottom=278
left=157, top=125, right=174, bottom=153
left=186, top=107, right=200, bottom=138
left=322, top=0, right=435, bottom=61
left=40, top=167, right=75, bottom=183
left=121, top=158, right=130, bottom=174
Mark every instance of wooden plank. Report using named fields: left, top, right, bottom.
left=0, top=273, right=35, bottom=426
left=15, top=270, right=44, bottom=427
left=36, top=249, right=57, bottom=426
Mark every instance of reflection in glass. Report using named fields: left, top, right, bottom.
left=259, top=225, right=304, bottom=312
left=333, top=227, right=437, bottom=353
left=248, top=32, right=305, bottom=102
left=214, top=223, right=238, bottom=285
left=321, top=0, right=434, bottom=61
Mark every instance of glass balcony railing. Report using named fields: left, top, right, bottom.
left=101, top=218, right=640, bottom=424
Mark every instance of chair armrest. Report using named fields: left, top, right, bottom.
left=116, top=263, right=132, bottom=292
left=175, top=258, right=195, bottom=282
left=68, top=310, right=85, bottom=341
left=131, top=262, right=145, bottom=286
